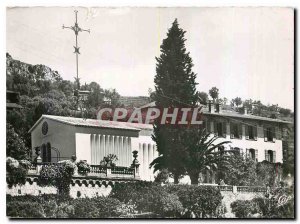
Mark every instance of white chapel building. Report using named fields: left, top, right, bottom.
left=29, top=115, right=158, bottom=181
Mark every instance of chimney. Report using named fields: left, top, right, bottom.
left=208, top=100, right=213, bottom=113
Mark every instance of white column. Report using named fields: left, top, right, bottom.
left=111, top=136, right=115, bottom=157
left=114, top=136, right=119, bottom=158
left=138, top=143, right=143, bottom=178
left=119, top=136, right=123, bottom=166
left=101, top=135, right=105, bottom=162
left=128, top=138, right=132, bottom=166
left=95, top=134, right=99, bottom=164
left=105, top=135, right=110, bottom=157
left=124, top=137, right=128, bottom=166
left=148, top=144, right=154, bottom=181
left=143, top=143, right=148, bottom=180
left=90, top=134, right=95, bottom=164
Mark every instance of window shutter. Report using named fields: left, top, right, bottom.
left=264, top=129, right=268, bottom=142
left=230, top=123, right=234, bottom=139
left=240, top=148, right=243, bottom=156
left=238, top=124, right=243, bottom=139
left=272, top=127, right=276, bottom=142
left=246, top=148, right=249, bottom=158
left=255, top=149, right=258, bottom=162
left=254, top=126, right=258, bottom=140
left=214, top=122, right=218, bottom=137
left=245, top=125, right=249, bottom=140
left=222, top=122, right=227, bottom=138
left=265, top=150, right=268, bottom=161
left=273, top=151, right=276, bottom=163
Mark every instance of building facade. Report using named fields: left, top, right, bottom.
left=29, top=102, right=291, bottom=182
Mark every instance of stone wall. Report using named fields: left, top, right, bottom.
left=6, top=180, right=113, bottom=198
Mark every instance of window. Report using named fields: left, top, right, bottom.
left=265, top=150, right=276, bottom=163
left=249, top=149, right=255, bottom=160
left=214, top=121, right=226, bottom=137
left=267, top=128, right=272, bottom=141
left=264, top=127, right=275, bottom=142
left=230, top=123, right=242, bottom=139
left=245, top=125, right=257, bottom=140
left=247, top=148, right=258, bottom=162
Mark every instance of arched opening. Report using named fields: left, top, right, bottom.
left=42, top=144, right=47, bottom=162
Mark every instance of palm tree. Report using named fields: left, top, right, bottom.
left=209, top=87, right=219, bottom=103
left=183, top=128, right=232, bottom=184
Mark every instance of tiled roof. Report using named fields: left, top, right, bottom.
left=201, top=107, right=291, bottom=124
left=29, top=115, right=152, bottom=133
left=138, top=102, right=292, bottom=124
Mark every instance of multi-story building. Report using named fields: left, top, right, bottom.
left=29, top=101, right=292, bottom=183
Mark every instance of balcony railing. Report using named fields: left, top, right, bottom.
left=28, top=162, right=137, bottom=179
left=111, top=166, right=135, bottom=176
left=236, top=186, right=266, bottom=193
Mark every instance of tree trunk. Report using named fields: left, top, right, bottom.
left=190, top=172, right=199, bottom=185
left=174, top=173, right=179, bottom=184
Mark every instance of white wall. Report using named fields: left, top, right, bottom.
left=31, top=118, right=76, bottom=162
left=210, top=122, right=283, bottom=163
left=75, top=133, right=91, bottom=163
left=132, top=135, right=158, bottom=181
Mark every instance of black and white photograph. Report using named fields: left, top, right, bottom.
left=5, top=6, right=295, bottom=219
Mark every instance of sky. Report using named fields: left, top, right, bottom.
left=6, top=7, right=294, bottom=110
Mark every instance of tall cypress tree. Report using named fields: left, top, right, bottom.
left=151, top=19, right=198, bottom=183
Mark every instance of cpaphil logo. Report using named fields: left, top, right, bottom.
left=96, top=106, right=203, bottom=126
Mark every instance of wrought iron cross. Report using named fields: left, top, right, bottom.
left=62, top=10, right=90, bottom=89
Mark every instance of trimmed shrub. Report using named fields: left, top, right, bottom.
left=7, top=201, right=45, bottom=218
left=69, top=197, right=123, bottom=218
left=109, top=181, right=183, bottom=217
left=6, top=194, right=123, bottom=218
left=165, top=185, right=223, bottom=218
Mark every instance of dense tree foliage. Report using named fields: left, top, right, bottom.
left=208, top=87, right=219, bottom=102
left=6, top=53, right=121, bottom=155
left=6, top=124, right=30, bottom=160
left=182, top=129, right=231, bottom=184
left=151, top=19, right=198, bottom=183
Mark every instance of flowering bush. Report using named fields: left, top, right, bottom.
left=6, top=157, right=30, bottom=188
left=76, top=160, right=91, bottom=175
left=39, top=161, right=75, bottom=195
